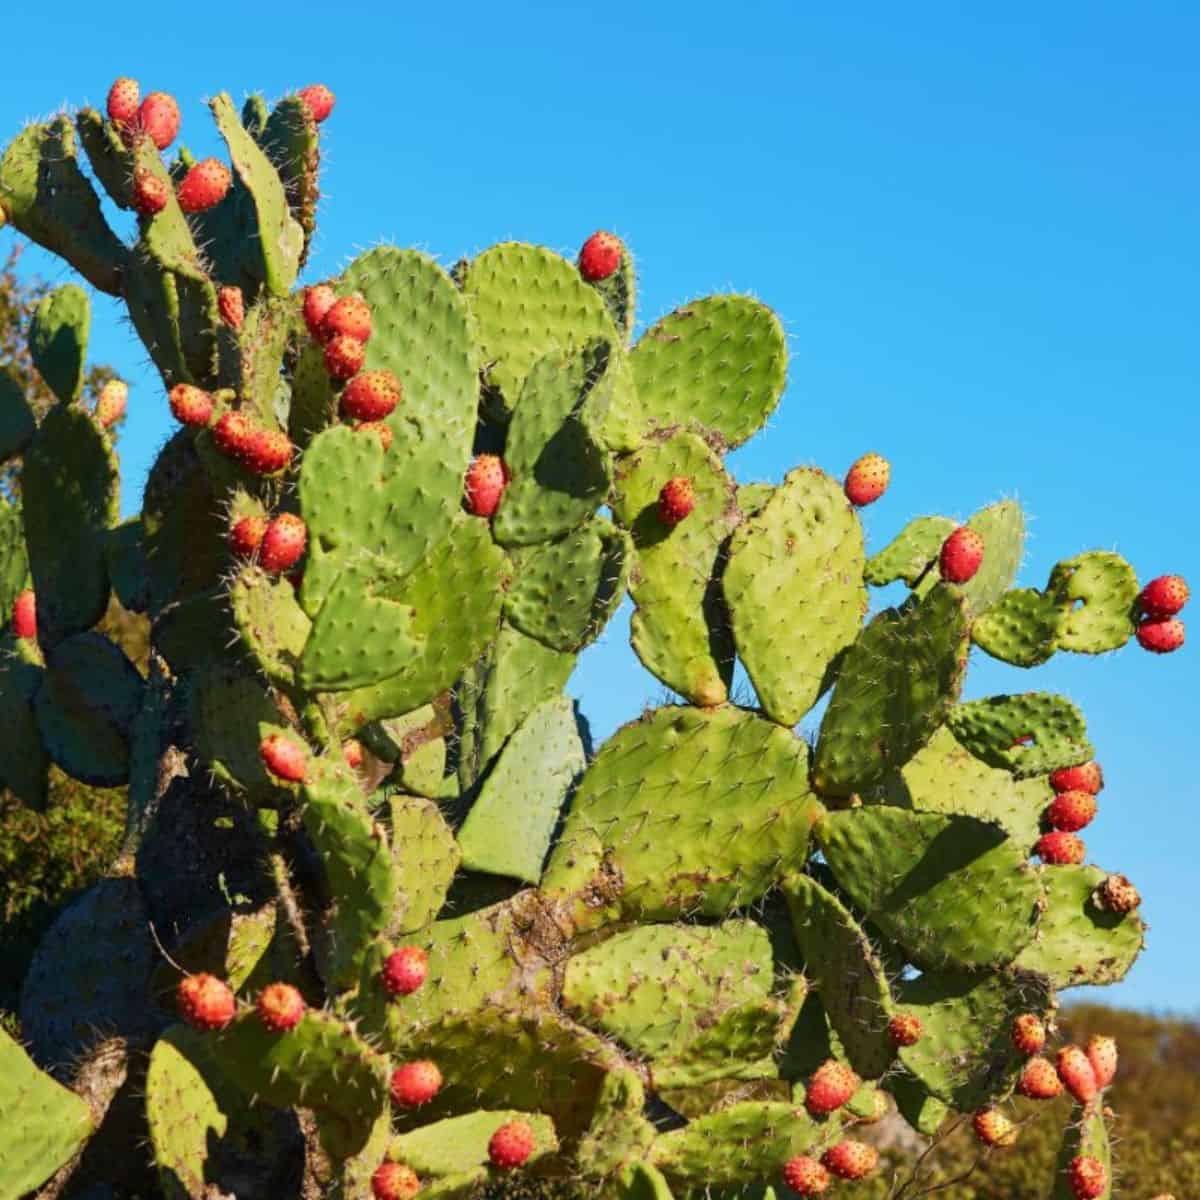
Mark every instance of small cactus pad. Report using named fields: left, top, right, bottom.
left=1045, top=551, right=1138, bottom=654
left=229, top=565, right=312, bottom=689
left=724, top=467, right=866, bottom=726
left=864, top=515, right=957, bottom=586
left=629, top=295, right=787, bottom=449
left=388, top=794, right=461, bottom=934
left=258, top=96, right=320, bottom=255
left=971, top=587, right=1066, bottom=667
left=947, top=692, right=1093, bottom=779
left=388, top=1111, right=557, bottom=1179
left=0, top=640, right=49, bottom=808
left=29, top=284, right=90, bottom=404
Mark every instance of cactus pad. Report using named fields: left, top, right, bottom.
left=1046, top=551, right=1138, bottom=654
left=947, top=692, right=1093, bottom=779
left=971, top=587, right=1066, bottom=667
left=29, top=284, right=90, bottom=404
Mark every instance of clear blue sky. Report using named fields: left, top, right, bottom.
left=3, top=2, right=1196, bottom=1012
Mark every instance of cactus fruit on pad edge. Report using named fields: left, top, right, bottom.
left=0, top=76, right=1184, bottom=1200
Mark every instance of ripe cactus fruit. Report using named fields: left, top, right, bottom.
left=303, top=284, right=338, bottom=337
left=939, top=525, right=985, bottom=583
left=1018, top=1057, right=1064, bottom=1100
left=132, top=167, right=170, bottom=216
left=464, top=454, right=508, bottom=518
left=657, top=476, right=695, bottom=526
left=782, top=1155, right=830, bottom=1196
left=1046, top=789, right=1097, bottom=832
left=218, top=286, right=244, bottom=331
left=168, top=382, right=214, bottom=426
left=243, top=428, right=294, bottom=475
left=578, top=230, right=623, bottom=281
left=371, top=1162, right=420, bottom=1200
left=321, top=294, right=373, bottom=344
left=1068, top=1155, right=1108, bottom=1200
left=177, top=973, right=235, bottom=1031
left=381, top=946, right=428, bottom=996
left=1136, top=617, right=1185, bottom=653
left=804, top=1059, right=860, bottom=1115
left=230, top=515, right=267, bottom=559
left=298, top=83, right=336, bottom=123
left=1050, top=761, right=1104, bottom=795
left=259, top=733, right=307, bottom=783
left=1056, top=1045, right=1099, bottom=1104
left=176, top=158, right=231, bottom=213
left=137, top=91, right=181, bottom=150
left=11, top=589, right=36, bottom=640
left=323, top=333, right=366, bottom=381
left=212, top=411, right=255, bottom=458
left=1011, top=1013, right=1047, bottom=1056
left=341, top=369, right=402, bottom=421
left=1138, top=574, right=1189, bottom=618
left=821, top=1141, right=878, bottom=1181
left=389, top=1060, right=443, bottom=1107
left=1037, top=831, right=1086, bottom=865
left=972, top=1109, right=1018, bottom=1148
left=256, top=982, right=305, bottom=1032
left=106, top=77, right=139, bottom=125
left=95, top=380, right=128, bottom=427
left=488, top=1119, right=535, bottom=1169
left=843, top=452, right=890, bottom=507
left=887, top=1012, right=923, bottom=1047
left=259, top=513, right=307, bottom=573
left=1096, top=873, right=1141, bottom=913
left=1086, top=1035, right=1117, bottom=1088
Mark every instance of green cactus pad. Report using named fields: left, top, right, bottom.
left=123, top=250, right=190, bottom=385
left=458, top=695, right=585, bottom=883
left=971, top=587, right=1066, bottom=667
left=894, top=968, right=1052, bottom=1110
left=238, top=295, right=297, bottom=426
left=0, top=368, right=36, bottom=463
left=34, top=632, right=145, bottom=787
left=0, top=115, right=126, bottom=294
left=1051, top=1097, right=1111, bottom=1200
left=947, top=692, right=1093, bottom=779
left=105, top=519, right=150, bottom=613
left=1013, top=864, right=1145, bottom=988
left=576, top=1068, right=658, bottom=1182
left=366, top=703, right=449, bottom=798
left=129, top=136, right=209, bottom=285
left=886, top=1071, right=950, bottom=1137
left=736, top=483, right=775, bottom=519
left=612, top=430, right=739, bottom=705
left=229, top=565, right=312, bottom=689
left=650, top=1000, right=785, bottom=1094
left=1046, top=551, right=1138, bottom=654
left=542, top=705, right=817, bottom=932
left=0, top=1026, right=93, bottom=1200
left=258, top=97, right=320, bottom=259
left=782, top=874, right=894, bottom=1079
left=29, top=284, right=90, bottom=404
left=812, top=584, right=970, bottom=797
left=460, top=241, right=623, bottom=411
left=22, top=404, right=119, bottom=644
left=815, top=808, right=1043, bottom=970
left=630, top=296, right=787, bottom=449
left=0, top=499, right=30, bottom=626
left=725, top=467, right=867, bottom=726
left=389, top=793, right=461, bottom=933
left=388, top=1111, right=558, bottom=1179
left=0, top=638, right=49, bottom=809
left=75, top=107, right=135, bottom=209
left=914, top=500, right=1025, bottom=615
left=864, top=515, right=957, bottom=586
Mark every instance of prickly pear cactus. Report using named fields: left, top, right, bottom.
left=0, top=75, right=1184, bottom=1200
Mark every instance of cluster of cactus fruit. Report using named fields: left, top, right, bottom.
left=0, top=70, right=1189, bottom=1200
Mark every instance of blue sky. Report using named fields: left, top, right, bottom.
left=2, top=2, right=1196, bottom=1011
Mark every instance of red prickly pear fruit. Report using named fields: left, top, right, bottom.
left=820, top=1141, right=878, bottom=1181
left=1068, top=1155, right=1107, bottom=1200
left=939, top=526, right=985, bottom=584
left=106, top=77, right=140, bottom=125
left=95, top=380, right=128, bottom=427
left=843, top=452, right=890, bottom=507
left=358, top=421, right=393, bottom=450
left=138, top=91, right=181, bottom=150
left=321, top=295, right=373, bottom=344
left=1136, top=616, right=1184, bottom=653
left=323, top=334, right=366, bottom=381
left=243, top=428, right=294, bottom=475
left=371, top=1162, right=420, bottom=1200
left=578, top=231, right=623, bottom=282
left=169, top=383, right=214, bottom=427
left=804, top=1059, right=859, bottom=1115
left=298, top=84, right=336, bottom=123
left=256, top=982, right=305, bottom=1032
left=1138, top=574, right=1188, bottom=619
left=1086, top=1035, right=1117, bottom=1088
left=782, top=1155, right=829, bottom=1196
left=1050, top=761, right=1103, bottom=795
left=260, top=733, right=307, bottom=783
left=177, top=158, right=231, bottom=213
left=12, top=589, right=36, bottom=640
left=972, top=1108, right=1018, bottom=1147
left=1046, top=789, right=1097, bottom=833
left=1036, top=831, right=1085, bottom=865
left=132, top=167, right=170, bottom=216
left=230, top=515, right=267, bottom=559
left=381, top=946, right=428, bottom=996
left=341, top=370, right=401, bottom=422
left=259, top=514, right=307, bottom=573
left=488, top=1119, right=535, bottom=1169
left=887, top=1012, right=923, bottom=1047
left=178, top=973, right=235, bottom=1031
left=212, top=412, right=255, bottom=460
left=343, top=739, right=365, bottom=769
left=1011, top=1013, right=1047, bottom=1056
left=657, top=476, right=695, bottom=526
left=1096, top=873, right=1140, bottom=914
left=389, top=1060, right=443, bottom=1107
left=1018, top=1056, right=1064, bottom=1099
left=1056, top=1044, right=1099, bottom=1104
left=464, top=454, right=508, bottom=518
left=218, top=286, right=244, bottom=331
left=303, top=284, right=338, bottom=337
